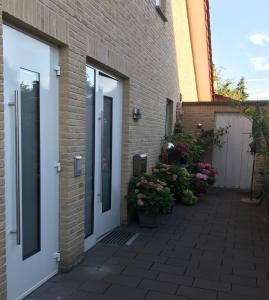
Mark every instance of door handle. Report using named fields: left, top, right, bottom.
left=99, top=111, right=104, bottom=203
left=9, top=90, right=21, bottom=245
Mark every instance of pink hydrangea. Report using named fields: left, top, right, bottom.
left=197, top=163, right=206, bottom=169
left=201, top=169, right=210, bottom=175
left=161, top=151, right=169, bottom=163
left=175, top=142, right=189, bottom=153
left=137, top=199, right=144, bottom=206
left=212, top=168, right=218, bottom=174
left=171, top=174, right=178, bottom=182
left=196, top=173, right=209, bottom=181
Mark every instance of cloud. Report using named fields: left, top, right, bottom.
left=250, top=57, right=269, bottom=71
left=249, top=34, right=269, bottom=46
left=248, top=90, right=269, bottom=100
left=246, top=78, right=269, bottom=82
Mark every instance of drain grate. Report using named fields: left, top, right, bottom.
left=99, top=231, right=139, bottom=246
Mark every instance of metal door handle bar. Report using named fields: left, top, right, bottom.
left=9, top=90, right=21, bottom=245
left=100, top=111, right=104, bottom=203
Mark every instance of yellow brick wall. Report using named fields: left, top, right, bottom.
left=0, top=1, right=180, bottom=297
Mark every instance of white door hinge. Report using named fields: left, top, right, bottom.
left=54, top=66, right=61, bottom=77
left=54, top=162, right=62, bottom=173
left=53, top=252, right=61, bottom=262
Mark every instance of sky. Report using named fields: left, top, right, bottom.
left=210, top=0, right=269, bottom=100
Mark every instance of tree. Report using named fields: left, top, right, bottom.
left=213, top=66, right=249, bottom=101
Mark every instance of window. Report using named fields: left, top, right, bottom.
left=156, top=0, right=168, bottom=22
left=165, top=99, right=173, bottom=136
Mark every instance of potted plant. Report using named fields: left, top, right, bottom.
left=127, top=174, right=174, bottom=227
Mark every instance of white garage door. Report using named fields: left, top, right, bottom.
left=212, top=113, right=254, bottom=190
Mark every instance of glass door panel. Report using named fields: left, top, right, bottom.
left=85, top=67, right=95, bottom=237
left=102, top=96, right=113, bottom=212
left=20, top=68, right=41, bottom=260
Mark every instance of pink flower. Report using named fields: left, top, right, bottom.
left=137, top=199, right=144, bottom=206
left=197, top=163, right=206, bottom=169
left=201, top=169, right=210, bottom=175
left=148, top=182, right=157, bottom=188
left=196, top=173, right=209, bottom=181
left=175, top=142, right=189, bottom=153
left=161, top=151, right=169, bottom=163
left=137, top=193, right=145, bottom=200
left=212, top=168, right=218, bottom=174
left=172, top=174, right=178, bottom=181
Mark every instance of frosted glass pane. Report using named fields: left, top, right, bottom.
left=102, top=97, right=113, bottom=212
left=20, top=68, right=40, bottom=260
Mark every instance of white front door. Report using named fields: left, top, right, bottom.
left=213, top=113, right=254, bottom=189
left=4, top=25, right=59, bottom=300
left=84, top=67, right=122, bottom=250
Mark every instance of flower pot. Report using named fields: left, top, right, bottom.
left=137, top=211, right=159, bottom=228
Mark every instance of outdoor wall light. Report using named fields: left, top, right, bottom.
left=197, top=123, right=203, bottom=129
left=133, top=108, right=142, bottom=120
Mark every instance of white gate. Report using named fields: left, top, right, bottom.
left=212, top=113, right=254, bottom=190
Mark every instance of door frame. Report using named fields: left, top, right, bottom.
left=84, top=65, right=123, bottom=251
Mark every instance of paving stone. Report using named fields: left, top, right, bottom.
left=79, top=279, right=111, bottom=293
left=121, top=266, right=159, bottom=279
left=105, top=284, right=147, bottom=300
left=220, top=274, right=257, bottom=287
left=135, top=253, right=168, bottom=263
left=231, top=284, right=269, bottom=298
left=28, top=189, right=269, bottom=300
left=144, top=290, right=187, bottom=300
left=257, top=278, right=269, bottom=290
left=151, top=262, right=186, bottom=275
left=139, top=279, right=178, bottom=294
left=177, top=285, right=217, bottom=300
left=104, top=274, right=142, bottom=287
left=217, top=291, right=258, bottom=300
left=26, top=290, right=89, bottom=300
left=157, top=273, right=194, bottom=286
left=166, top=257, right=197, bottom=268
left=106, top=257, right=153, bottom=269
left=98, top=263, right=126, bottom=274
left=193, top=278, right=231, bottom=292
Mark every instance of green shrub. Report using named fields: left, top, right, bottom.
left=162, top=133, right=204, bottom=164
left=127, top=173, right=174, bottom=215
left=152, top=164, right=190, bottom=202
left=181, top=190, right=198, bottom=206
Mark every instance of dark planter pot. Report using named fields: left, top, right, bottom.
left=137, top=211, right=159, bottom=228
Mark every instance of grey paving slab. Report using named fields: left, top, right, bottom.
left=27, top=189, right=269, bottom=300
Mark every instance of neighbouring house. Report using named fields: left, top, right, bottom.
left=174, top=0, right=214, bottom=102
left=0, top=0, right=189, bottom=299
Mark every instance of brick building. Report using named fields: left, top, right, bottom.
left=0, top=0, right=215, bottom=299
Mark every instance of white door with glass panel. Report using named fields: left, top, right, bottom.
left=4, top=26, right=59, bottom=300
left=84, top=67, right=122, bottom=250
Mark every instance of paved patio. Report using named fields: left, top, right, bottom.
left=27, top=189, right=269, bottom=300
